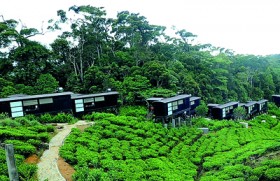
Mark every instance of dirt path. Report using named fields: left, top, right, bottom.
left=37, top=121, right=93, bottom=181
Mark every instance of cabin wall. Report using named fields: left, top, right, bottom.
left=0, top=102, right=12, bottom=117
left=272, top=96, right=280, bottom=107
left=153, top=102, right=167, bottom=117
left=190, top=99, right=200, bottom=115
left=72, top=94, right=119, bottom=117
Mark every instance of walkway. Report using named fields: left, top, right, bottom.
left=37, top=121, right=93, bottom=181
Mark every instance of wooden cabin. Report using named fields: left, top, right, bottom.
left=146, top=97, right=164, bottom=112
left=152, top=94, right=191, bottom=122
left=211, top=102, right=239, bottom=120
left=207, top=103, right=219, bottom=118
left=0, top=92, right=73, bottom=118
left=71, top=91, right=119, bottom=117
left=190, top=96, right=201, bottom=116
left=256, top=99, right=268, bottom=113
left=272, top=95, right=280, bottom=107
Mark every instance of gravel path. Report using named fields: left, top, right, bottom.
left=37, top=121, right=93, bottom=181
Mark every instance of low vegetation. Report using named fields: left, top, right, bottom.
left=60, top=106, right=280, bottom=180
left=0, top=113, right=76, bottom=181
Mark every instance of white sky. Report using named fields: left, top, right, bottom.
left=1, top=0, right=280, bottom=55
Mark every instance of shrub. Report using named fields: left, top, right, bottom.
left=0, top=118, right=21, bottom=127
left=53, top=113, right=77, bottom=123
left=39, top=113, right=53, bottom=123
left=0, top=113, right=9, bottom=120
left=18, top=163, right=37, bottom=181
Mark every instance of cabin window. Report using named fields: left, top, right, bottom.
left=178, top=100, right=183, bottom=105
left=25, top=105, right=39, bottom=112
left=10, top=101, right=24, bottom=118
left=172, top=105, right=178, bottom=110
left=39, top=98, right=53, bottom=104
left=222, top=108, right=226, bottom=117
left=84, top=102, right=95, bottom=108
left=168, top=103, right=172, bottom=115
left=248, top=106, right=252, bottom=113
left=230, top=106, right=233, bottom=109
left=84, top=98, right=94, bottom=103
left=191, top=101, right=195, bottom=105
left=23, top=100, right=38, bottom=106
left=95, top=96, right=105, bottom=102
left=75, top=99, right=84, bottom=112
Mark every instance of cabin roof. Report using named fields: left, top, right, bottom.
left=71, top=91, right=119, bottom=99
left=239, top=103, right=246, bottom=107
left=245, top=101, right=257, bottom=107
left=0, top=92, right=74, bottom=102
left=190, top=96, right=201, bottom=101
left=146, top=97, right=164, bottom=102
left=257, top=99, right=268, bottom=104
left=214, top=102, right=239, bottom=109
left=272, top=95, right=280, bottom=97
left=155, top=94, right=191, bottom=103
left=207, top=103, right=219, bottom=107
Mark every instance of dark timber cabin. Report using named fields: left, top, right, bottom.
left=71, top=91, right=119, bottom=117
left=146, top=97, right=163, bottom=113
left=207, top=104, right=219, bottom=118
left=190, top=96, right=201, bottom=116
left=272, top=95, right=280, bottom=107
left=0, top=92, right=73, bottom=118
left=256, top=99, right=268, bottom=113
left=211, top=102, right=239, bottom=120
left=239, top=101, right=258, bottom=118
left=152, top=94, right=191, bottom=124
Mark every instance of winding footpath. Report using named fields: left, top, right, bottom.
left=37, top=121, right=93, bottom=181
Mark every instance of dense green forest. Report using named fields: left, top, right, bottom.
left=1, top=5, right=280, bottom=104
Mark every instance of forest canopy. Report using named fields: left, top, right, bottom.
left=1, top=5, right=280, bottom=104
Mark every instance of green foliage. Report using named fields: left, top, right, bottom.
left=34, top=73, right=59, bottom=94
left=61, top=113, right=201, bottom=180
left=0, top=112, right=9, bottom=120
left=195, top=101, right=208, bottom=117
left=0, top=116, right=53, bottom=180
left=119, top=106, right=147, bottom=117
left=233, top=106, right=247, bottom=120
left=39, top=113, right=77, bottom=123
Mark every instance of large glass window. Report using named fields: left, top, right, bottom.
left=10, top=101, right=23, bottom=117
left=75, top=99, right=84, bottom=112
left=39, top=98, right=53, bottom=104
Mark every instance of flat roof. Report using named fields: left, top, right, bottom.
left=257, top=99, right=268, bottom=104
left=207, top=103, right=219, bottom=107
left=71, top=91, right=119, bottom=99
left=245, top=101, right=257, bottom=107
left=215, top=102, right=239, bottom=109
left=146, top=97, right=164, bottom=101
left=239, top=103, right=246, bottom=107
left=190, top=96, right=201, bottom=101
left=155, top=94, right=191, bottom=103
left=0, top=92, right=74, bottom=102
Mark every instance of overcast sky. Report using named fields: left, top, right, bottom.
left=1, top=0, right=280, bottom=55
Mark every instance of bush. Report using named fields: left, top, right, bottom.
left=83, top=112, right=115, bottom=121
left=0, top=113, right=9, bottom=120
left=265, top=168, right=280, bottom=180
left=39, top=113, right=53, bottom=123
left=0, top=118, right=21, bottom=127
left=4, top=140, right=36, bottom=157
left=119, top=106, right=147, bottom=117
left=18, top=163, right=37, bottom=181
left=53, top=113, right=77, bottom=123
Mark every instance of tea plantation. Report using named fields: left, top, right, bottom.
left=59, top=106, right=280, bottom=181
